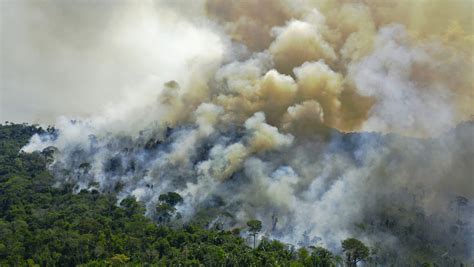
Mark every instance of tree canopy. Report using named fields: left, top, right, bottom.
left=0, top=123, right=452, bottom=266
left=0, top=123, right=353, bottom=266
left=247, top=219, right=262, bottom=249
left=342, top=238, right=370, bottom=266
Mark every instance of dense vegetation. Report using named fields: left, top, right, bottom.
left=1, top=123, right=449, bottom=266
left=0, top=123, right=365, bottom=266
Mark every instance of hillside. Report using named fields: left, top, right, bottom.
left=2, top=123, right=473, bottom=266
left=0, top=123, right=350, bottom=266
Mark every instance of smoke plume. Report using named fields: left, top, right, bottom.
left=6, top=0, right=473, bottom=263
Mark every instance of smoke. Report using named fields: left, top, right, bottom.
left=9, top=0, right=474, bottom=263
left=349, top=25, right=456, bottom=136
left=1, top=0, right=224, bottom=124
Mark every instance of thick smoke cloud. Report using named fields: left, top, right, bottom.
left=349, top=25, right=457, bottom=136
left=10, top=0, right=474, bottom=264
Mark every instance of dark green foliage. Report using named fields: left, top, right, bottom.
left=296, top=247, right=336, bottom=267
left=0, top=123, right=341, bottom=266
left=247, top=219, right=262, bottom=233
left=155, top=192, right=183, bottom=224
left=158, top=192, right=183, bottom=206
left=4, top=122, right=463, bottom=266
left=247, top=219, right=262, bottom=249
left=342, top=238, right=370, bottom=266
left=310, top=247, right=335, bottom=267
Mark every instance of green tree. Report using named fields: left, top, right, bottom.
left=109, top=254, right=130, bottom=266
left=158, top=192, right=183, bottom=206
left=310, top=246, right=335, bottom=267
left=120, top=196, right=145, bottom=217
left=341, top=238, right=369, bottom=267
left=247, top=219, right=262, bottom=249
left=156, top=192, right=183, bottom=224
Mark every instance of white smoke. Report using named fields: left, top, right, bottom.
left=8, top=0, right=474, bottom=263
left=1, top=0, right=224, bottom=124
left=349, top=25, right=455, bottom=136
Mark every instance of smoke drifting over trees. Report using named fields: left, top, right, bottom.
left=2, top=0, right=473, bottom=264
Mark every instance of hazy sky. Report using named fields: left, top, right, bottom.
left=0, top=0, right=219, bottom=124
left=1, top=0, right=472, bottom=134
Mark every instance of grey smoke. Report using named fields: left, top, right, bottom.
left=7, top=0, right=473, bottom=264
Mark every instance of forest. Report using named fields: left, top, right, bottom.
left=1, top=0, right=473, bottom=266
left=0, top=123, right=378, bottom=266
